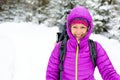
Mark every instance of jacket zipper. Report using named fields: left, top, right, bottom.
left=75, top=40, right=80, bottom=80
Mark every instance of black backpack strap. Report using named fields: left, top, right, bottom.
left=57, top=24, right=68, bottom=42
left=88, top=39, right=97, bottom=68
left=59, top=35, right=67, bottom=80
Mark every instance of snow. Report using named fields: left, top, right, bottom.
left=0, top=22, right=120, bottom=80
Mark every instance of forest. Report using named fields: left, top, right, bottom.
left=0, top=0, right=120, bottom=41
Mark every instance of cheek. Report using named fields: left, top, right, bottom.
left=71, top=28, right=75, bottom=34
left=82, top=30, right=88, bottom=36
left=71, top=29, right=74, bottom=35
left=83, top=30, right=88, bottom=34
left=71, top=30, right=75, bottom=37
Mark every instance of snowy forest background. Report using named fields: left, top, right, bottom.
left=0, top=0, right=120, bottom=80
left=0, top=0, right=120, bottom=41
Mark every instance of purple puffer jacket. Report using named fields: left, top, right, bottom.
left=46, top=6, right=120, bottom=80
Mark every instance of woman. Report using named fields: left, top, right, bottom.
left=46, top=6, right=120, bottom=80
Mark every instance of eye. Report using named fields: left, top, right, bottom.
left=72, top=26, right=77, bottom=28
left=81, top=26, right=86, bottom=28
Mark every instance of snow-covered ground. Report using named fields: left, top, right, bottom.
left=0, top=22, right=120, bottom=80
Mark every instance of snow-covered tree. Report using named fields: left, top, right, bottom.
left=85, top=0, right=118, bottom=33
left=0, top=0, right=120, bottom=41
left=42, top=0, right=87, bottom=30
left=85, top=0, right=120, bottom=41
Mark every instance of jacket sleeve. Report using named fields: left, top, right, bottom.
left=96, top=42, right=120, bottom=80
left=46, top=42, right=61, bottom=80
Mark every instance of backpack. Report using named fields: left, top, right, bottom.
left=56, top=25, right=97, bottom=80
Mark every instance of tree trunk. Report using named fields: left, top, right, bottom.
left=0, top=0, right=7, bottom=11
left=108, top=0, right=113, bottom=4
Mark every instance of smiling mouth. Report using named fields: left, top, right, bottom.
left=75, top=34, right=85, bottom=39
left=75, top=35, right=81, bottom=39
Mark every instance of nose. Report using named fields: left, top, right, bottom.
left=76, top=28, right=82, bottom=34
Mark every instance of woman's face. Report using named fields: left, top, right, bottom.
left=71, top=24, right=88, bottom=41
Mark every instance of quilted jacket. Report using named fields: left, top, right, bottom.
left=46, top=6, right=120, bottom=80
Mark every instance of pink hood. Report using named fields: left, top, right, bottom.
left=66, top=6, right=93, bottom=43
